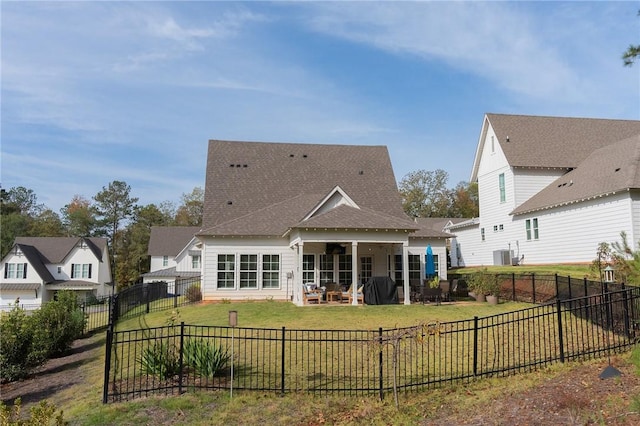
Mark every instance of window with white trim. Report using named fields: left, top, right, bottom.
left=425, top=254, right=440, bottom=277
left=393, top=255, right=403, bottom=286
left=481, top=228, right=485, bottom=241
left=526, top=218, right=539, bottom=241
left=191, top=254, right=201, bottom=269
left=408, top=254, right=421, bottom=281
left=262, top=254, right=280, bottom=289
left=319, top=254, right=334, bottom=285
left=499, top=173, right=506, bottom=203
left=360, top=257, right=372, bottom=284
left=4, top=263, right=27, bottom=279
left=71, top=263, right=92, bottom=279
left=302, top=254, right=315, bottom=283
left=217, top=254, right=235, bottom=289
left=162, top=256, right=168, bottom=267
left=240, top=254, right=258, bottom=289
left=338, top=254, right=352, bottom=285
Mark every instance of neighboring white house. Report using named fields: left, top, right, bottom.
left=141, top=226, right=201, bottom=293
left=447, top=113, right=640, bottom=267
left=197, top=140, right=452, bottom=306
left=0, top=237, right=112, bottom=311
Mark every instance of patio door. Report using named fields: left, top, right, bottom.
left=360, top=256, right=372, bottom=285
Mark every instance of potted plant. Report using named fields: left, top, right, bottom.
left=485, top=274, right=501, bottom=305
left=467, top=269, right=491, bottom=302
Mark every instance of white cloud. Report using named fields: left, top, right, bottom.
left=299, top=2, right=632, bottom=107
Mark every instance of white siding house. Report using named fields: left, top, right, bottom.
left=447, top=113, right=640, bottom=267
left=0, top=237, right=112, bottom=311
left=142, top=226, right=201, bottom=293
left=198, top=140, right=452, bottom=306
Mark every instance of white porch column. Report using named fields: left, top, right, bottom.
left=294, top=242, right=304, bottom=306
left=351, top=241, right=358, bottom=305
left=402, top=242, right=410, bottom=305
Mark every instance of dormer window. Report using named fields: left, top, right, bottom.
left=163, top=256, right=169, bottom=267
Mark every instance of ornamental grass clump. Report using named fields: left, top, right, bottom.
left=138, top=341, right=181, bottom=380
left=183, top=338, right=230, bottom=378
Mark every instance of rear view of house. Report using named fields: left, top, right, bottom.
left=197, top=140, right=451, bottom=305
left=0, top=237, right=112, bottom=310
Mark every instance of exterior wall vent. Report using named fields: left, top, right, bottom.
left=227, top=201, right=233, bottom=205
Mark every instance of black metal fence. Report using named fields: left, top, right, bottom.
left=82, top=277, right=202, bottom=335
left=102, top=285, right=640, bottom=403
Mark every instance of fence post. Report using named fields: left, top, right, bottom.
left=556, top=300, right=565, bottom=363
left=621, top=283, right=631, bottom=339
left=145, top=285, right=150, bottom=314
left=178, top=322, right=185, bottom=394
left=378, top=327, right=384, bottom=401
left=281, top=327, right=286, bottom=396
left=102, top=325, right=113, bottom=403
left=511, top=273, right=516, bottom=301
left=473, top=316, right=479, bottom=376
left=554, top=274, right=559, bottom=300
left=532, top=274, right=536, bottom=304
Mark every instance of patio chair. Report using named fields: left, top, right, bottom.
left=303, top=284, right=322, bottom=304
left=348, top=285, right=364, bottom=304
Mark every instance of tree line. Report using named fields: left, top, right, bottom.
left=1, top=170, right=477, bottom=289
left=1, top=182, right=203, bottom=289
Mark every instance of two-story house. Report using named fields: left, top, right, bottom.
left=197, top=140, right=452, bottom=306
left=447, top=113, right=640, bottom=267
left=141, top=226, right=202, bottom=294
left=0, top=237, right=112, bottom=310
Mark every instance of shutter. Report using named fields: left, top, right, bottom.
left=3, top=266, right=7, bottom=279
left=23, top=263, right=28, bottom=279
left=88, top=264, right=92, bottom=279
left=71, top=264, right=75, bottom=278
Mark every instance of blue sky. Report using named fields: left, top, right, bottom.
left=2, top=1, right=639, bottom=213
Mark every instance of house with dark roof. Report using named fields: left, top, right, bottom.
left=198, top=140, right=452, bottom=305
left=446, top=113, right=640, bottom=267
left=142, top=226, right=201, bottom=292
left=0, top=237, right=112, bottom=310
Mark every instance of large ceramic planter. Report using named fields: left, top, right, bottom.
left=474, top=292, right=486, bottom=303
left=486, top=295, right=499, bottom=305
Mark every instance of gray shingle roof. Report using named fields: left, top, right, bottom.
left=482, top=113, right=640, bottom=172
left=410, top=218, right=459, bottom=238
left=14, top=237, right=107, bottom=263
left=512, top=135, right=640, bottom=215
left=203, top=140, right=407, bottom=232
left=148, top=227, right=201, bottom=256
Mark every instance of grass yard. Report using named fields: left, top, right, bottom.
left=115, top=299, right=533, bottom=332
left=454, top=264, right=593, bottom=277
left=4, top=275, right=640, bottom=425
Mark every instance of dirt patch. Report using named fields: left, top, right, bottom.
left=424, top=355, right=640, bottom=426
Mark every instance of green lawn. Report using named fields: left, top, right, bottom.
left=454, top=264, right=593, bottom=277
left=115, top=299, right=533, bottom=331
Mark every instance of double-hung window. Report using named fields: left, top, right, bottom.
left=71, top=263, right=91, bottom=279
left=162, top=256, right=169, bottom=267
left=408, top=255, right=421, bottom=281
left=262, top=254, right=280, bottom=289
left=393, top=255, right=403, bottom=286
left=360, top=257, right=372, bottom=284
left=302, top=254, right=315, bottom=283
left=319, top=254, right=334, bottom=285
left=525, top=218, right=539, bottom=240
left=4, top=263, right=27, bottom=279
left=217, top=254, right=235, bottom=289
left=239, top=254, right=258, bottom=289
left=191, top=254, right=201, bottom=269
left=338, top=254, right=352, bottom=285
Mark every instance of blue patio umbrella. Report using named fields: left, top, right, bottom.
left=425, top=244, right=435, bottom=277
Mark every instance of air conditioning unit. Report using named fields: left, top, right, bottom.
left=492, top=250, right=512, bottom=266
